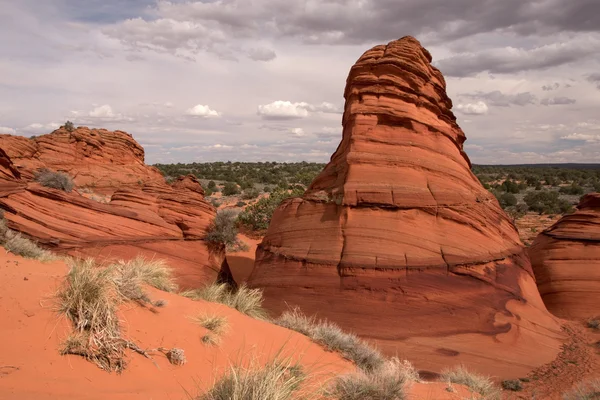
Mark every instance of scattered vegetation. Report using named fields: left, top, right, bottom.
left=223, top=182, right=241, bottom=196
left=34, top=168, right=75, bottom=192
left=325, top=358, right=418, bottom=400
left=198, top=358, right=306, bottom=400
left=55, top=257, right=178, bottom=372
left=181, top=283, right=268, bottom=320
left=237, top=187, right=305, bottom=231
left=276, top=308, right=384, bottom=373
left=501, top=379, right=523, bottom=391
left=524, top=190, right=573, bottom=214
left=0, top=217, right=54, bottom=261
left=63, top=120, right=75, bottom=132
left=206, top=209, right=247, bottom=251
left=563, top=379, right=600, bottom=400
left=440, top=365, right=500, bottom=399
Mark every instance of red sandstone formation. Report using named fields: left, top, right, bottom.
left=0, top=127, right=221, bottom=287
left=530, top=193, right=600, bottom=319
left=248, top=36, right=564, bottom=378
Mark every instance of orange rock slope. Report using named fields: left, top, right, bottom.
left=0, top=127, right=221, bottom=287
left=248, top=36, right=564, bottom=378
left=530, top=193, right=600, bottom=319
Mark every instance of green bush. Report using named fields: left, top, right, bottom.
left=237, top=187, right=304, bottom=231
left=35, top=168, right=74, bottom=192
left=242, top=188, right=260, bottom=200
left=222, top=182, right=240, bottom=196
left=495, top=192, right=517, bottom=209
left=559, top=184, right=585, bottom=195
left=524, top=190, right=573, bottom=214
left=206, top=210, right=239, bottom=249
left=64, top=120, right=75, bottom=132
left=207, top=180, right=216, bottom=189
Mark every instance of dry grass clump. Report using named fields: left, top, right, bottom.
left=56, top=257, right=178, bottom=372
left=440, top=365, right=500, bottom=400
left=563, top=379, right=600, bottom=400
left=0, top=218, right=54, bottom=261
left=181, top=283, right=268, bottom=320
left=276, top=308, right=384, bottom=373
left=325, top=358, right=417, bottom=400
left=193, top=313, right=229, bottom=346
left=34, top=168, right=74, bottom=192
left=198, top=358, right=306, bottom=400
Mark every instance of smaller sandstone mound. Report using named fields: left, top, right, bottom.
left=530, top=193, right=600, bottom=319
left=0, top=127, right=221, bottom=288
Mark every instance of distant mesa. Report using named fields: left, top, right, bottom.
left=248, top=36, right=564, bottom=378
left=0, top=126, right=223, bottom=288
left=530, top=193, right=600, bottom=319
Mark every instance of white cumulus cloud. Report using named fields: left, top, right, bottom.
left=89, top=104, right=115, bottom=117
left=186, top=104, right=221, bottom=117
left=257, top=101, right=341, bottom=120
left=455, top=101, right=489, bottom=115
left=0, top=126, right=16, bottom=134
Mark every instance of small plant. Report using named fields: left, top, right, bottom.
left=275, top=308, right=384, bottom=373
left=201, top=334, right=219, bottom=346
left=198, top=358, right=306, bottom=400
left=501, top=379, right=523, bottom=391
left=34, top=168, right=74, bottom=192
left=587, top=319, right=600, bottom=330
left=193, top=314, right=229, bottom=336
left=0, top=218, right=54, bottom=261
left=222, top=182, right=240, bottom=196
left=206, top=209, right=247, bottom=251
left=181, top=283, right=268, bottom=320
left=563, top=378, right=600, bottom=400
left=64, top=120, right=75, bottom=132
left=326, top=358, right=417, bottom=400
left=242, top=188, right=260, bottom=200
left=440, top=366, right=500, bottom=400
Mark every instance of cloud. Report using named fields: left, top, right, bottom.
left=460, top=90, right=536, bottom=106
left=561, top=133, right=600, bottom=142
left=587, top=72, right=600, bottom=89
left=0, top=126, right=16, bottom=134
left=22, top=122, right=62, bottom=134
left=542, top=83, right=560, bottom=91
left=290, top=128, right=305, bottom=137
left=89, top=104, right=115, bottom=117
left=257, top=101, right=340, bottom=120
left=436, top=36, right=600, bottom=77
left=246, top=47, right=276, bottom=61
left=541, top=97, right=577, bottom=105
left=455, top=101, right=489, bottom=115
left=185, top=104, right=221, bottom=117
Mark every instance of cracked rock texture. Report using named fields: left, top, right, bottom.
left=248, top=36, right=564, bottom=378
left=530, top=193, right=600, bottom=319
left=0, top=127, right=223, bottom=288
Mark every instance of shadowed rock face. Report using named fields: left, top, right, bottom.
left=530, top=193, right=600, bottom=319
left=248, top=36, right=563, bottom=378
left=0, top=127, right=222, bottom=288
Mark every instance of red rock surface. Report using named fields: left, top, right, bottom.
left=0, top=127, right=222, bottom=287
left=530, top=193, right=600, bottom=319
left=248, top=36, right=564, bottom=378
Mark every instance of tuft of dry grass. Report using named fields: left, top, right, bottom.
left=440, top=365, right=500, bottom=400
left=325, top=357, right=417, bottom=400
left=563, top=379, right=600, bottom=400
left=182, top=283, right=268, bottom=320
left=197, top=358, right=306, bottom=400
left=0, top=218, right=55, bottom=261
left=201, top=334, right=220, bottom=346
left=112, top=256, right=178, bottom=294
left=275, top=308, right=384, bottom=373
left=193, top=314, right=229, bottom=335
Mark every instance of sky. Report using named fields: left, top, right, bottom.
left=1, top=0, right=599, bottom=165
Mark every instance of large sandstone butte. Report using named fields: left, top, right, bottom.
left=0, top=127, right=223, bottom=287
left=248, top=36, right=564, bottom=378
left=530, top=193, right=600, bottom=319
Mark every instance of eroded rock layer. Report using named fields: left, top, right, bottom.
left=249, top=36, right=563, bottom=378
left=530, top=193, right=600, bottom=319
left=0, top=127, right=221, bottom=287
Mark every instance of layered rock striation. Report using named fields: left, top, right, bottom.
left=249, top=36, right=563, bottom=377
left=530, top=193, right=600, bottom=319
left=0, top=127, right=222, bottom=287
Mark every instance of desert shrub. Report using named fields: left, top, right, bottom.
left=181, top=283, right=268, bottom=320
left=242, top=187, right=260, bottom=200
left=236, top=201, right=246, bottom=207
left=494, top=192, right=517, bottom=209
left=204, top=187, right=213, bottom=196
left=524, top=190, right=573, bottom=214
left=64, top=120, right=75, bottom=132
left=57, top=257, right=176, bottom=371
left=223, top=182, right=240, bottom=196
left=0, top=218, right=54, bottom=261
left=193, top=313, right=229, bottom=335
left=208, top=180, right=216, bottom=189
left=563, top=379, right=600, bottom=400
left=500, top=180, right=520, bottom=193
left=198, top=358, right=306, bottom=400
left=501, top=379, right=523, bottom=391
left=276, top=308, right=384, bottom=373
left=206, top=209, right=239, bottom=250
left=326, top=358, right=417, bottom=400
left=440, top=366, right=500, bottom=399
left=35, top=168, right=74, bottom=192
left=559, top=184, right=585, bottom=195
left=211, top=199, right=222, bottom=208
left=263, top=186, right=271, bottom=193
left=237, top=187, right=305, bottom=231
left=587, top=319, right=600, bottom=330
